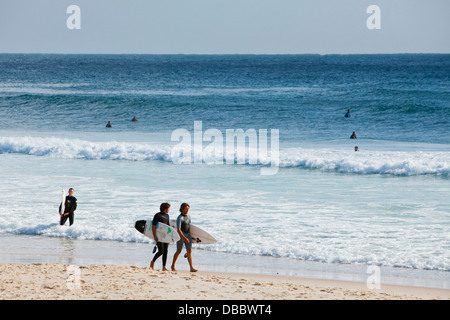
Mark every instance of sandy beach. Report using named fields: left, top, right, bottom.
left=0, top=263, right=448, bottom=300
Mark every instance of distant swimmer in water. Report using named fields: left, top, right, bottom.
left=350, top=131, right=357, bottom=139
left=132, top=116, right=138, bottom=122
left=345, top=109, right=351, bottom=118
left=354, top=146, right=359, bottom=152
left=106, top=121, right=112, bottom=128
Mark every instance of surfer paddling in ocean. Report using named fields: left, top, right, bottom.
left=59, top=188, right=77, bottom=226
left=150, top=203, right=171, bottom=271
left=171, top=203, right=198, bottom=272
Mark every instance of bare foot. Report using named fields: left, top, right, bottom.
left=162, top=267, right=169, bottom=272
left=190, top=268, right=198, bottom=272
left=149, top=261, right=155, bottom=270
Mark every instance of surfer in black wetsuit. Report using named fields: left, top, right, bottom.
left=59, top=188, right=77, bottom=226
left=150, top=203, right=171, bottom=271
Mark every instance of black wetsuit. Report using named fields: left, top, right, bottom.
left=151, top=211, right=170, bottom=267
left=59, top=196, right=77, bottom=226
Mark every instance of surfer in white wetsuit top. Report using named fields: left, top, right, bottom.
left=171, top=203, right=197, bottom=272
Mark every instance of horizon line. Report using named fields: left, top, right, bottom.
left=1, top=52, right=449, bottom=55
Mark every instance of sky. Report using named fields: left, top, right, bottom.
left=0, top=0, right=449, bottom=54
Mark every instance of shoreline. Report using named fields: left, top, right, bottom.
left=0, top=234, right=449, bottom=300
left=1, top=233, right=449, bottom=291
left=0, top=262, right=448, bottom=300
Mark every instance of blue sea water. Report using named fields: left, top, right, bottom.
left=0, top=54, right=449, bottom=287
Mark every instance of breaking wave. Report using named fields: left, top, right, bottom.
left=0, top=136, right=449, bottom=176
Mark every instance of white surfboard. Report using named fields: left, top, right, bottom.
left=60, top=189, right=65, bottom=216
left=134, top=220, right=180, bottom=243
left=170, top=219, right=217, bottom=245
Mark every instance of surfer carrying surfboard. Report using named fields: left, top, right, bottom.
left=150, top=203, right=171, bottom=271
left=171, top=203, right=198, bottom=272
left=59, top=188, right=77, bottom=226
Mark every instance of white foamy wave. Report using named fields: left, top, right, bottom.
left=200, top=241, right=450, bottom=272
left=0, top=222, right=149, bottom=243
left=0, top=136, right=449, bottom=176
left=0, top=83, right=325, bottom=97
left=278, top=148, right=450, bottom=176
left=1, top=222, right=447, bottom=271
left=0, top=136, right=172, bottom=161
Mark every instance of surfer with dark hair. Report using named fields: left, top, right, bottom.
left=59, top=188, right=77, bottom=226
left=171, top=203, right=197, bottom=272
left=150, top=203, right=171, bottom=271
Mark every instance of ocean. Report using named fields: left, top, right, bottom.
left=0, top=54, right=449, bottom=288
